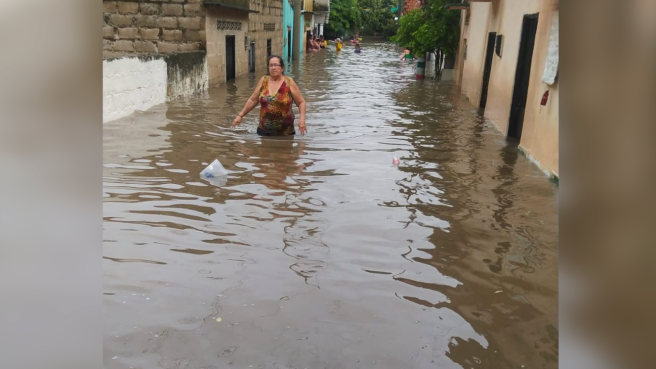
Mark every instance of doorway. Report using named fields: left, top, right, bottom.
left=287, top=29, right=292, bottom=61
left=507, top=14, right=539, bottom=140
left=226, top=35, right=236, bottom=81
left=479, top=32, right=496, bottom=111
left=249, top=42, right=255, bottom=72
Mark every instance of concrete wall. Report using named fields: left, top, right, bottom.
left=516, top=4, right=559, bottom=176
left=457, top=3, right=490, bottom=108
left=282, top=0, right=295, bottom=63
left=453, top=0, right=559, bottom=177
left=103, top=52, right=208, bottom=123
left=103, top=0, right=206, bottom=58
left=484, top=0, right=540, bottom=127
left=298, top=14, right=306, bottom=57
left=302, top=13, right=315, bottom=49
left=301, top=14, right=307, bottom=51
left=314, top=0, right=330, bottom=13
left=249, top=0, right=284, bottom=73
left=303, top=0, right=313, bottom=12
left=205, top=8, right=249, bottom=85
left=103, top=57, right=167, bottom=123
left=165, top=51, right=209, bottom=97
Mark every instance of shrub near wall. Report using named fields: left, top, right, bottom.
left=103, top=0, right=207, bottom=58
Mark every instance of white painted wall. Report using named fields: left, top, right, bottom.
left=103, top=57, right=167, bottom=123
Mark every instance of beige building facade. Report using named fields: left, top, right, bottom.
left=249, top=0, right=284, bottom=75
left=103, top=0, right=285, bottom=121
left=205, top=0, right=284, bottom=85
left=454, top=0, right=559, bottom=178
left=205, top=6, right=250, bottom=85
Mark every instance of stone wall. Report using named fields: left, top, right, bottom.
left=103, top=0, right=207, bottom=58
left=249, top=0, right=284, bottom=73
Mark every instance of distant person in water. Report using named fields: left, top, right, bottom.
left=401, top=48, right=414, bottom=60
left=232, top=55, right=307, bottom=136
left=335, top=38, right=343, bottom=51
left=355, top=42, right=362, bottom=53
left=310, top=36, right=321, bottom=51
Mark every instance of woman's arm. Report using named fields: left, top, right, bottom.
left=232, top=77, right=264, bottom=128
left=288, top=78, right=307, bottom=135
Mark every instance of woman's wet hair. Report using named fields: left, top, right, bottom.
left=267, top=55, right=284, bottom=75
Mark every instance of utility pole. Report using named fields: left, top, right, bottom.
left=292, top=0, right=302, bottom=61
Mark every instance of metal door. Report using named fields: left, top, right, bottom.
left=287, top=30, right=292, bottom=61
left=479, top=32, right=496, bottom=110
left=226, top=35, right=236, bottom=81
left=249, top=42, right=256, bottom=72
left=508, top=14, right=539, bottom=140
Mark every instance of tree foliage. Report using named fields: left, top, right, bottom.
left=391, top=0, right=460, bottom=57
left=324, top=0, right=362, bottom=38
left=390, top=8, right=430, bottom=54
left=358, top=0, right=398, bottom=37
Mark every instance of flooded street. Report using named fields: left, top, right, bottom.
left=104, top=42, right=558, bottom=369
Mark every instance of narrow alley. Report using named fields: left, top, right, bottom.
left=103, top=42, right=558, bottom=369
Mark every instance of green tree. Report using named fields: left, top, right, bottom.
left=358, top=0, right=398, bottom=37
left=424, top=0, right=460, bottom=58
left=391, top=0, right=460, bottom=57
left=391, top=8, right=431, bottom=54
left=325, top=0, right=362, bottom=38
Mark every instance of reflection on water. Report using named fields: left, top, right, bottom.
left=104, top=42, right=558, bottom=368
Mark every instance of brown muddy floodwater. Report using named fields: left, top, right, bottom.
left=103, top=42, right=558, bottom=369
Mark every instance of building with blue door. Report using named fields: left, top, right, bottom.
left=282, top=0, right=296, bottom=62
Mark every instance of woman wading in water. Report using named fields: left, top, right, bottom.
left=232, top=55, right=307, bottom=136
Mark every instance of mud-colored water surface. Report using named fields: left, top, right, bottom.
left=104, top=42, right=558, bottom=369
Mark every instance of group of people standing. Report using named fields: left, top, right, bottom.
left=307, top=33, right=364, bottom=53
left=307, top=35, right=327, bottom=51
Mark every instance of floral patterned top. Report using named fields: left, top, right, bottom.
left=258, top=76, right=295, bottom=136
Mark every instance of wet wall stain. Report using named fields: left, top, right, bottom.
left=164, top=51, right=207, bottom=96
left=103, top=51, right=208, bottom=98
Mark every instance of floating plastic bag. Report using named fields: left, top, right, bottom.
left=200, top=159, right=228, bottom=186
